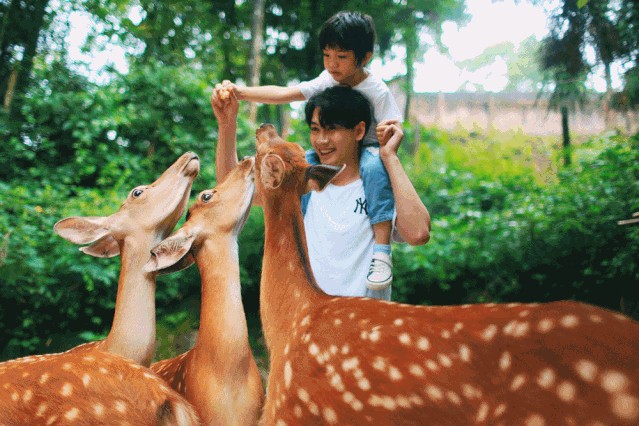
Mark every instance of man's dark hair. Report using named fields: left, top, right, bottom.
left=305, top=86, right=372, bottom=139
left=318, top=11, right=376, bottom=64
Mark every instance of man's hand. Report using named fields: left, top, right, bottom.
left=210, top=80, right=239, bottom=125
left=377, top=119, right=403, bottom=160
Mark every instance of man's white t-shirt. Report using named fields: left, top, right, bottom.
left=303, top=179, right=374, bottom=296
left=297, top=70, right=402, bottom=146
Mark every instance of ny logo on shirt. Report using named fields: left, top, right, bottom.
left=354, top=197, right=368, bottom=215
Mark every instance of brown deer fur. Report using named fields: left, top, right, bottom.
left=149, top=158, right=264, bottom=425
left=254, top=124, right=639, bottom=425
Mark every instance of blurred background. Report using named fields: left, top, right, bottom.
left=0, top=0, right=638, bottom=368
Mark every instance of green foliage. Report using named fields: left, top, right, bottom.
left=536, top=0, right=639, bottom=112
left=457, top=38, right=545, bottom=92
left=393, top=130, right=639, bottom=317
left=0, top=183, right=121, bottom=358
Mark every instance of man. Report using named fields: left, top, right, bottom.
left=211, top=85, right=430, bottom=300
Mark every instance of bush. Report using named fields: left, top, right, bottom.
left=393, top=131, right=639, bottom=319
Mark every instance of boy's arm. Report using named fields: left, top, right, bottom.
left=210, top=87, right=263, bottom=205
left=221, top=80, right=305, bottom=104
left=379, top=121, right=431, bottom=246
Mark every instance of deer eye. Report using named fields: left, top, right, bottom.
left=201, top=192, right=213, bottom=202
left=132, top=188, right=144, bottom=198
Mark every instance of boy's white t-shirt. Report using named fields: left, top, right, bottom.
left=303, top=179, right=374, bottom=296
left=297, top=70, right=402, bottom=146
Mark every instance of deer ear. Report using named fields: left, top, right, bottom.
left=144, top=232, right=195, bottom=274
left=80, top=235, right=120, bottom=258
left=305, top=164, right=344, bottom=192
left=156, top=253, right=195, bottom=275
left=260, top=154, right=286, bottom=189
left=54, top=216, right=111, bottom=245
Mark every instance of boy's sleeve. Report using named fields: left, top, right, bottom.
left=297, top=70, right=335, bottom=100
left=376, top=88, right=403, bottom=123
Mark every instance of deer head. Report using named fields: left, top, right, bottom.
left=53, top=152, right=200, bottom=258
left=144, top=156, right=255, bottom=274
left=49, top=152, right=200, bottom=366
left=256, top=123, right=343, bottom=196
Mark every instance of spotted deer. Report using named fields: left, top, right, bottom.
left=0, top=152, right=202, bottom=424
left=146, top=157, right=264, bottom=425
left=0, top=349, right=200, bottom=425
left=253, top=124, right=639, bottom=425
left=53, top=152, right=200, bottom=366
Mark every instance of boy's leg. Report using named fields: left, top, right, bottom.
left=360, top=146, right=395, bottom=291
left=373, top=222, right=392, bottom=245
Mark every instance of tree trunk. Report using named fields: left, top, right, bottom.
left=0, top=0, right=19, bottom=106
left=403, top=60, right=413, bottom=122
left=247, top=0, right=265, bottom=123
left=603, top=61, right=613, bottom=130
left=306, top=0, right=322, bottom=77
left=1, top=0, right=49, bottom=115
left=403, top=31, right=416, bottom=122
left=140, top=3, right=158, bottom=64
left=561, top=105, right=571, bottom=166
left=9, top=0, right=48, bottom=118
left=3, top=68, right=16, bottom=109
left=402, top=28, right=418, bottom=152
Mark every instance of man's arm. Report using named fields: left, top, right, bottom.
left=378, top=120, right=431, bottom=246
left=220, top=80, right=305, bottom=104
left=210, top=86, right=241, bottom=183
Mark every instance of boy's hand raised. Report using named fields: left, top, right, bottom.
left=210, top=82, right=239, bottom=125
left=219, top=80, right=243, bottom=100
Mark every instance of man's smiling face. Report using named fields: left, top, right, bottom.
left=309, top=107, right=364, bottom=168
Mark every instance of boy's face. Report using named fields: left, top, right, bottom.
left=309, top=108, right=364, bottom=168
left=323, top=47, right=368, bottom=86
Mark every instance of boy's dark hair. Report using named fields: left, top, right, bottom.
left=305, top=86, right=372, bottom=138
left=319, top=11, right=376, bottom=64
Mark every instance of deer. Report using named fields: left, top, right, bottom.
left=0, top=347, right=200, bottom=425
left=0, top=152, right=203, bottom=424
left=145, top=157, right=264, bottom=425
left=252, top=123, right=639, bottom=425
left=52, top=151, right=200, bottom=367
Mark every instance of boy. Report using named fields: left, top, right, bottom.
left=217, top=11, right=401, bottom=295
left=211, top=85, right=430, bottom=300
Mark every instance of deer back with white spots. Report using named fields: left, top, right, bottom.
left=254, top=124, right=639, bottom=426
left=146, top=157, right=264, bottom=425
left=0, top=343, right=200, bottom=425
left=53, top=152, right=200, bottom=366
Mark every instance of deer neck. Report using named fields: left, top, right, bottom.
left=193, top=237, right=252, bottom=369
left=105, top=234, right=157, bottom=366
left=260, top=191, right=325, bottom=353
